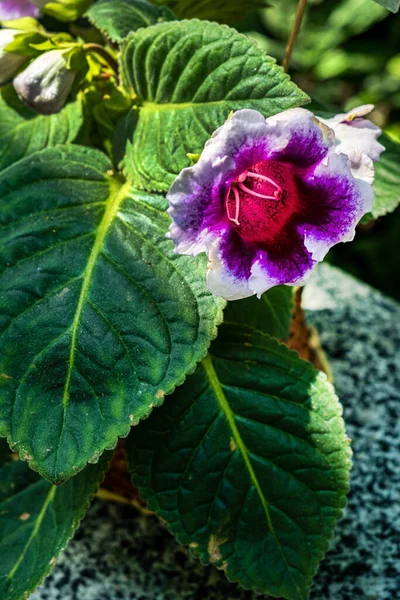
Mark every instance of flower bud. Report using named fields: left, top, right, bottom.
left=13, top=49, right=76, bottom=115
left=0, top=29, right=28, bottom=85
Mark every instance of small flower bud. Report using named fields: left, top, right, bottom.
left=13, top=49, right=76, bottom=115
left=0, top=29, right=28, bottom=86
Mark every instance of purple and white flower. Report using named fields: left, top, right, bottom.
left=167, top=107, right=383, bottom=300
left=0, top=0, right=46, bottom=21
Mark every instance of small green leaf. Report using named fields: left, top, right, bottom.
left=0, top=440, right=111, bottom=600
left=372, top=0, right=400, bottom=12
left=152, top=0, right=268, bottom=22
left=370, top=134, right=400, bottom=219
left=0, top=85, right=83, bottom=172
left=0, top=145, right=224, bottom=484
left=87, top=0, right=176, bottom=43
left=119, top=20, right=309, bottom=192
left=126, top=323, right=351, bottom=600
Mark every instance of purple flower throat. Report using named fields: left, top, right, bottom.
left=225, top=160, right=299, bottom=244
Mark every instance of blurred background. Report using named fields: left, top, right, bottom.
left=236, top=0, right=400, bottom=300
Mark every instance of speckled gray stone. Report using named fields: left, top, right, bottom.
left=31, top=265, right=400, bottom=600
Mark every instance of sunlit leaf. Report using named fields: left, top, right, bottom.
left=0, top=145, right=224, bottom=484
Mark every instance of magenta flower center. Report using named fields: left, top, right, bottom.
left=225, top=160, right=300, bottom=243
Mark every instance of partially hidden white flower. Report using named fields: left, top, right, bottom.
left=318, top=105, right=385, bottom=184
left=0, top=28, right=28, bottom=85
left=13, top=48, right=76, bottom=114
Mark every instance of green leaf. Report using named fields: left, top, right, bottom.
left=0, top=145, right=224, bottom=484
left=225, top=286, right=294, bottom=342
left=0, top=85, right=83, bottom=173
left=126, top=323, right=351, bottom=600
left=151, top=0, right=268, bottom=22
left=0, top=441, right=111, bottom=600
left=372, top=0, right=400, bottom=12
left=87, top=0, right=176, bottom=43
left=370, top=134, right=400, bottom=219
left=119, top=20, right=309, bottom=192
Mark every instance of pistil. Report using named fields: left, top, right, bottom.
left=226, top=169, right=283, bottom=226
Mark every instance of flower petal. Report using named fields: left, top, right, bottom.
left=300, top=151, right=373, bottom=261
left=206, top=229, right=257, bottom=300
left=264, top=107, right=334, bottom=168
left=249, top=225, right=316, bottom=297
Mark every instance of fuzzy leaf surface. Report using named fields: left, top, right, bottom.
left=0, top=145, right=224, bottom=484
left=0, top=439, right=111, bottom=600
left=87, top=0, right=175, bottom=42
left=372, top=0, right=400, bottom=12
left=0, top=86, right=83, bottom=172
left=119, top=20, right=309, bottom=191
left=126, top=318, right=351, bottom=599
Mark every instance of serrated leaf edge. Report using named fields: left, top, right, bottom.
left=3, top=453, right=112, bottom=600
left=1, top=148, right=226, bottom=484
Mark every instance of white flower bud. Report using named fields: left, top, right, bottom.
left=13, top=49, right=76, bottom=115
left=0, top=29, right=28, bottom=86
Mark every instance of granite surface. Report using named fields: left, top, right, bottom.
left=31, top=265, right=400, bottom=600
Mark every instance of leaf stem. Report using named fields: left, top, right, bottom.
left=83, top=43, right=119, bottom=75
left=95, top=488, right=153, bottom=515
left=282, top=0, right=308, bottom=73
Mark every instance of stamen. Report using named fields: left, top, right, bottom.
left=246, top=171, right=282, bottom=194
left=238, top=182, right=277, bottom=201
left=235, top=170, right=248, bottom=183
left=226, top=185, right=241, bottom=226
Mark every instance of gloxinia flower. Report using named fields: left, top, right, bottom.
left=0, top=0, right=46, bottom=20
left=167, top=108, right=383, bottom=300
left=318, top=105, right=385, bottom=185
left=13, top=48, right=76, bottom=114
left=0, top=28, right=27, bottom=85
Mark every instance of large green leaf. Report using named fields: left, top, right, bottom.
left=372, top=0, right=400, bottom=12
left=0, top=145, right=224, bottom=484
left=87, top=0, right=175, bottom=43
left=126, top=309, right=351, bottom=600
left=371, top=134, right=400, bottom=218
left=0, top=85, right=83, bottom=172
left=151, top=0, right=268, bottom=21
left=0, top=439, right=111, bottom=600
left=119, top=20, right=309, bottom=192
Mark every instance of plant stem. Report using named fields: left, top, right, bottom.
left=83, top=43, right=119, bottom=75
left=282, top=0, right=308, bottom=73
